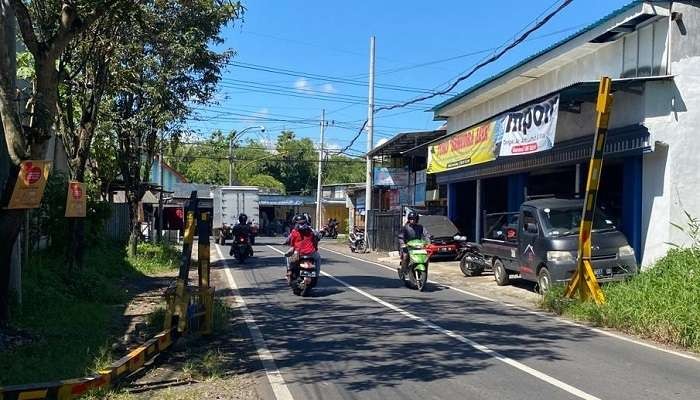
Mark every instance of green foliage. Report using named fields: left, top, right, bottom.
left=542, top=248, right=700, bottom=352
left=0, top=241, right=178, bottom=385
left=129, top=243, right=180, bottom=274
left=324, top=154, right=365, bottom=185
left=16, top=51, right=35, bottom=81
left=38, top=171, right=111, bottom=248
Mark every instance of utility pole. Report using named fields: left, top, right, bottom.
left=365, top=36, right=376, bottom=251
left=315, top=109, right=326, bottom=230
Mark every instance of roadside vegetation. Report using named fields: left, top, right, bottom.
left=543, top=246, right=700, bottom=352
left=0, top=242, right=179, bottom=386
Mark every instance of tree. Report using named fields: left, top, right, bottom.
left=0, top=0, right=122, bottom=324
left=56, top=10, right=133, bottom=269
left=273, top=130, right=317, bottom=195
left=323, top=154, right=365, bottom=185
left=106, top=0, right=243, bottom=257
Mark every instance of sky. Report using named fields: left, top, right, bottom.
left=187, top=0, right=633, bottom=156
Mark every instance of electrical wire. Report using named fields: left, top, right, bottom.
left=334, top=0, right=574, bottom=157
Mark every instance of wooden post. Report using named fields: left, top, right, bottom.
left=564, top=77, right=612, bottom=305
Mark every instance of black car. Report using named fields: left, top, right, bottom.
left=477, top=198, right=638, bottom=292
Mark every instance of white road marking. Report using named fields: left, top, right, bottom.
left=214, top=244, right=294, bottom=400
left=267, top=245, right=601, bottom=400
left=319, top=246, right=700, bottom=363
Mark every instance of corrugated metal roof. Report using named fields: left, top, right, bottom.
left=431, top=0, right=647, bottom=113
left=367, top=129, right=446, bottom=157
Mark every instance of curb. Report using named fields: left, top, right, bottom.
left=0, top=329, right=176, bottom=400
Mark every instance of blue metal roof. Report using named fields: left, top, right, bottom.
left=431, top=0, right=645, bottom=114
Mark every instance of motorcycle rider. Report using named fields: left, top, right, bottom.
left=230, top=213, right=252, bottom=256
left=285, top=213, right=321, bottom=278
left=398, top=211, right=429, bottom=273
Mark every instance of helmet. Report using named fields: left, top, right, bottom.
left=303, top=212, right=312, bottom=226
left=238, top=213, right=248, bottom=224
left=407, top=211, right=419, bottom=223
left=294, top=214, right=310, bottom=230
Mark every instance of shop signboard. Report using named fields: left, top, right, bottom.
left=427, top=120, right=496, bottom=174
left=373, top=167, right=409, bottom=187
left=498, top=94, right=559, bottom=156
left=7, top=160, right=51, bottom=209
left=65, top=181, right=87, bottom=217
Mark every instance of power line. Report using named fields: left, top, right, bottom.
left=225, top=61, right=444, bottom=95
left=334, top=0, right=574, bottom=156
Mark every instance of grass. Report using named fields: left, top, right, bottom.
left=542, top=248, right=700, bottom=352
left=0, top=241, right=179, bottom=386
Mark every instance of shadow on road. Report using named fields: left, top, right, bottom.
left=208, top=243, right=606, bottom=394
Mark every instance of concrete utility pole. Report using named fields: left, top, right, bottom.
left=315, top=109, right=326, bottom=230
left=157, top=131, right=164, bottom=243
left=365, top=36, right=376, bottom=251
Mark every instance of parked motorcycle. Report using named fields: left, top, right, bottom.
left=348, top=228, right=366, bottom=253
left=320, top=222, right=338, bottom=239
left=398, top=239, right=430, bottom=291
left=231, top=233, right=253, bottom=263
left=456, top=240, right=488, bottom=277
left=286, top=251, right=318, bottom=297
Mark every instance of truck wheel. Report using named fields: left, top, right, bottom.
left=493, top=259, right=510, bottom=286
left=538, top=267, right=552, bottom=294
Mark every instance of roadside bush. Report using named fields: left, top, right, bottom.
left=543, top=248, right=700, bottom=352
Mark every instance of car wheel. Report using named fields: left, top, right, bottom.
left=493, top=258, right=510, bottom=286
left=538, top=267, right=552, bottom=294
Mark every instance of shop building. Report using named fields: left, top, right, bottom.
left=428, top=1, right=700, bottom=267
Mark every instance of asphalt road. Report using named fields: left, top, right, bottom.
left=214, top=238, right=700, bottom=400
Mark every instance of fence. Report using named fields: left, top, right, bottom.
left=104, top=203, right=130, bottom=241
left=367, top=209, right=402, bottom=252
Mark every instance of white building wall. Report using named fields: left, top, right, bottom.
left=446, top=17, right=670, bottom=137
left=641, top=2, right=700, bottom=266
left=441, top=2, right=700, bottom=268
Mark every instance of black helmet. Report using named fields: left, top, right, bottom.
left=293, top=214, right=307, bottom=224
left=407, top=211, right=419, bottom=223
left=303, top=212, right=312, bottom=226
left=238, top=213, right=248, bottom=224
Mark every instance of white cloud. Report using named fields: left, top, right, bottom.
left=320, top=83, right=336, bottom=93
left=374, top=138, right=389, bottom=148
left=294, top=78, right=313, bottom=92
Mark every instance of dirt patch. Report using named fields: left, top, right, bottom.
left=112, top=247, right=262, bottom=400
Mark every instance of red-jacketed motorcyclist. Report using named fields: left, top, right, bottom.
left=285, top=214, right=321, bottom=278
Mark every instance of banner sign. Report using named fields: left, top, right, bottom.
left=498, top=94, right=559, bottom=156
left=373, top=167, right=409, bottom=187
left=7, top=160, right=51, bottom=209
left=65, top=181, right=87, bottom=217
left=427, top=121, right=496, bottom=174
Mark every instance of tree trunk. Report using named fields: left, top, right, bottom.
left=0, top=210, right=22, bottom=325
left=128, top=195, right=139, bottom=258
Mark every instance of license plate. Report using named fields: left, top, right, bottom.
left=595, top=268, right=612, bottom=276
left=440, top=247, right=449, bottom=252
left=300, top=270, right=316, bottom=277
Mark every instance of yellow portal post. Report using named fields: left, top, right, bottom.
left=564, top=77, right=612, bottom=305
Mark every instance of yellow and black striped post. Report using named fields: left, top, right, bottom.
left=165, top=191, right=198, bottom=333
left=197, top=210, right=214, bottom=335
left=564, top=76, right=612, bottom=305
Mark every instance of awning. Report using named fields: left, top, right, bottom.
left=259, top=195, right=315, bottom=206
left=436, top=124, right=650, bottom=184
left=367, top=129, right=446, bottom=158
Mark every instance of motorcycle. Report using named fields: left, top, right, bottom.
left=398, top=239, right=430, bottom=291
left=286, top=251, right=318, bottom=297
left=348, top=228, right=366, bottom=253
left=231, top=233, right=253, bottom=263
left=320, top=223, right=338, bottom=239
left=456, top=240, right=488, bottom=277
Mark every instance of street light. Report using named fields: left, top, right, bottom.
left=229, top=125, right=265, bottom=185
